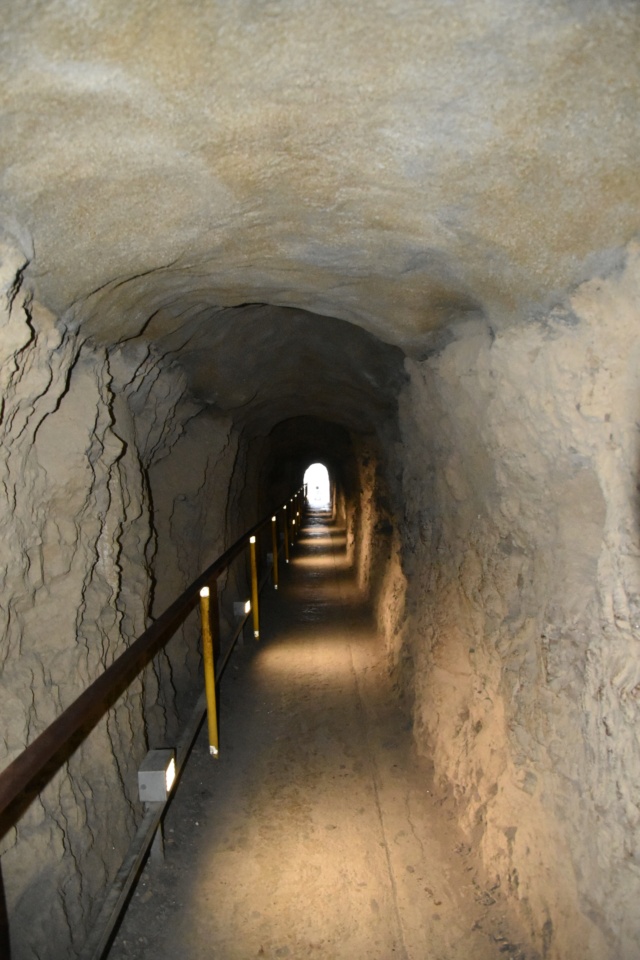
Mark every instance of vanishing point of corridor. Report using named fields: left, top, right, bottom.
left=109, top=511, right=527, bottom=960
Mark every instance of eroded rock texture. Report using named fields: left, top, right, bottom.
left=145, top=408, right=241, bottom=743
left=0, top=244, right=149, bottom=955
left=0, top=241, right=245, bottom=957
left=393, top=245, right=640, bottom=959
left=1, top=0, right=638, bottom=348
left=0, top=1, right=639, bottom=958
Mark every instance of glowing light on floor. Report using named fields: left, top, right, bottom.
left=304, top=462, right=331, bottom=508
left=256, top=640, right=359, bottom=683
left=297, top=534, right=347, bottom=549
left=293, top=554, right=350, bottom=572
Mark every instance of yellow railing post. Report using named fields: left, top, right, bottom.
left=249, top=535, right=260, bottom=638
left=283, top=505, right=290, bottom=564
left=199, top=586, right=219, bottom=758
left=271, top=515, right=279, bottom=590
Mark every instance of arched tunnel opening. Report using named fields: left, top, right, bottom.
left=0, top=3, right=639, bottom=959
left=303, top=463, right=331, bottom=510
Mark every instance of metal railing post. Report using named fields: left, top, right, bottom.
left=283, top=505, right=290, bottom=564
left=249, top=535, right=260, bottom=638
left=199, top=586, right=220, bottom=758
left=271, top=515, right=279, bottom=590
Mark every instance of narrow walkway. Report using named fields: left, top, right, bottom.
left=109, top=512, right=521, bottom=960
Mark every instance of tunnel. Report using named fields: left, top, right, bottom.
left=0, top=2, right=639, bottom=958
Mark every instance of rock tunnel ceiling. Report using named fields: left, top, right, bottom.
left=118, top=303, right=407, bottom=436
left=1, top=0, right=639, bottom=361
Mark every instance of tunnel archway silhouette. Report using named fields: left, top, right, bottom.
left=304, top=462, right=331, bottom=509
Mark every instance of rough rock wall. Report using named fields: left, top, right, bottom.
left=145, top=408, right=241, bottom=743
left=349, top=444, right=388, bottom=594
left=0, top=239, right=239, bottom=959
left=0, top=242, right=147, bottom=959
left=218, top=433, right=279, bottom=629
left=396, top=243, right=640, bottom=959
left=345, top=439, right=407, bottom=674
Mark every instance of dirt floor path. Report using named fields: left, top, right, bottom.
left=108, top=512, right=529, bottom=960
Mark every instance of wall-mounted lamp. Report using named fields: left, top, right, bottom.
left=138, top=749, right=176, bottom=803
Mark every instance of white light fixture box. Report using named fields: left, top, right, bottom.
left=138, top=749, right=176, bottom=802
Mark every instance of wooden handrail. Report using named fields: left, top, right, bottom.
left=0, top=492, right=302, bottom=829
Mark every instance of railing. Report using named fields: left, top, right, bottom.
left=0, top=485, right=307, bottom=955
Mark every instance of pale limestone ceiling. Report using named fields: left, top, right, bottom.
left=0, top=0, right=638, bottom=350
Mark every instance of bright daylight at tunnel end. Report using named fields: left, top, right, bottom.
left=0, top=1, right=639, bottom=958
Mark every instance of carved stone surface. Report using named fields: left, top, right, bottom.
left=0, top=3, right=638, bottom=958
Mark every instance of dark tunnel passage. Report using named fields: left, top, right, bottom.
left=3, top=254, right=640, bottom=960
left=1, top=3, right=640, bottom=958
